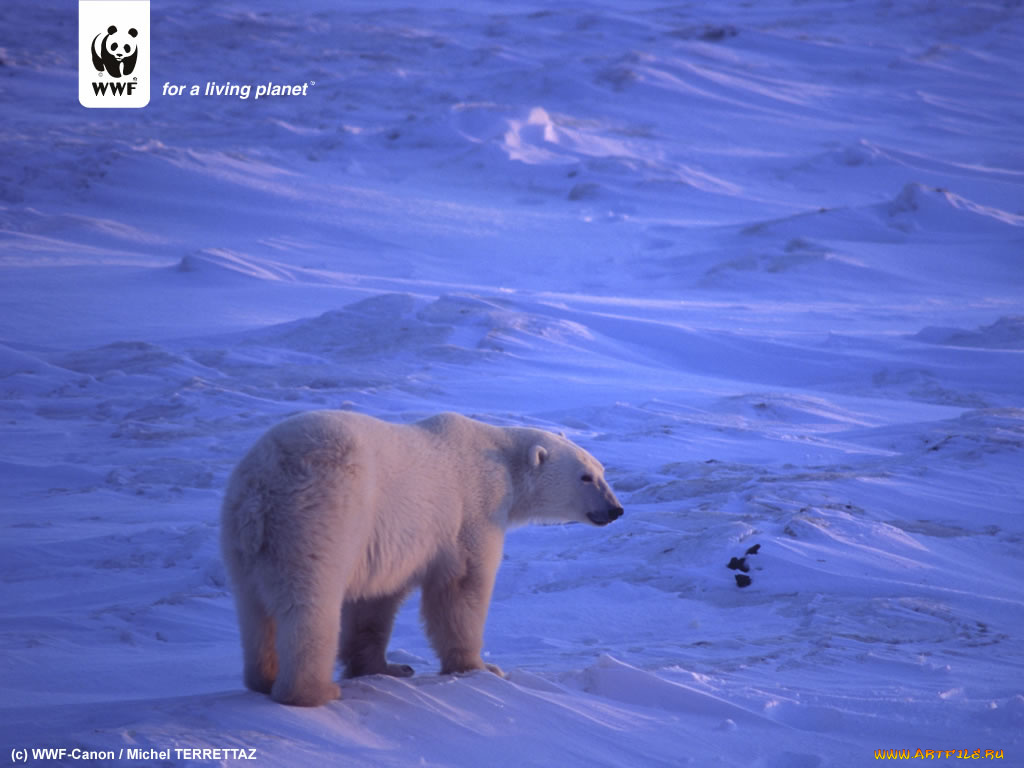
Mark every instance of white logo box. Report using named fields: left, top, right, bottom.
left=79, top=0, right=150, bottom=108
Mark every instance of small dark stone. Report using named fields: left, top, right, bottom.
left=745, top=543, right=761, bottom=556
left=699, top=25, right=738, bottom=42
left=726, top=556, right=749, bottom=572
left=735, top=574, right=752, bottom=588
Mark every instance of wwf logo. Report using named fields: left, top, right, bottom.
left=91, top=24, right=139, bottom=79
left=79, top=0, right=149, bottom=109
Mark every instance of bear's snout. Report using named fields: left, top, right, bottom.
left=586, top=506, right=624, bottom=526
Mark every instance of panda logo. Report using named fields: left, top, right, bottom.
left=91, top=25, right=139, bottom=79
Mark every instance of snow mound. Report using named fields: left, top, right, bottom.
left=243, top=293, right=597, bottom=365
left=715, top=392, right=877, bottom=428
left=176, top=249, right=342, bottom=284
left=914, top=316, right=1024, bottom=349
left=884, top=182, right=1024, bottom=233
left=830, top=139, right=886, bottom=168
left=419, top=294, right=595, bottom=354
left=502, top=107, right=636, bottom=166
left=699, top=238, right=895, bottom=292
left=0, top=345, right=71, bottom=381
left=55, top=341, right=193, bottom=377
left=244, top=294, right=443, bottom=359
left=744, top=183, right=1022, bottom=243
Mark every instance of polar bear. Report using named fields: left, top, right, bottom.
left=220, top=410, right=623, bottom=707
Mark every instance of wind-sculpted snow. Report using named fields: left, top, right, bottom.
left=1, top=0, right=1023, bottom=765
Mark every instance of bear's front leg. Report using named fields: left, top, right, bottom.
left=421, top=530, right=505, bottom=677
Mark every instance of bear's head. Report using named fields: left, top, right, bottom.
left=104, top=25, right=138, bottom=61
left=515, top=431, right=623, bottom=527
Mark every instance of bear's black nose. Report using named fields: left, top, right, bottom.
left=586, top=507, right=624, bottom=526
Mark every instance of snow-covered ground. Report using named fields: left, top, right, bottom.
left=2, top=0, right=1023, bottom=765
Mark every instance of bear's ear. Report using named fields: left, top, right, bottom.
left=107, top=25, right=117, bottom=34
left=529, top=444, right=548, bottom=468
left=128, top=28, right=138, bottom=37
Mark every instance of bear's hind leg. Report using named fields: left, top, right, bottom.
left=340, top=591, right=414, bottom=678
left=270, top=598, right=343, bottom=707
left=421, top=533, right=505, bottom=678
left=235, top=589, right=277, bottom=694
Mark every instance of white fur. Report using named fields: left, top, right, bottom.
left=220, top=410, right=622, bottom=706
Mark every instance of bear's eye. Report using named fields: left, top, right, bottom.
left=581, top=474, right=594, bottom=483
left=124, top=45, right=131, bottom=53
left=110, top=42, right=118, bottom=50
